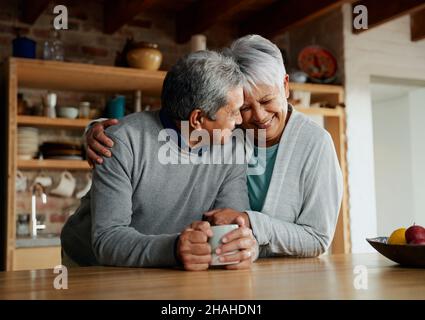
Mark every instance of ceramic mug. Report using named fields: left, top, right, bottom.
left=50, top=171, right=76, bottom=197
left=209, top=224, right=239, bottom=266
left=16, top=171, right=27, bottom=192
left=34, top=174, right=53, bottom=187
left=76, top=173, right=92, bottom=199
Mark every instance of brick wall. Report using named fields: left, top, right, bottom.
left=0, top=1, right=238, bottom=70
left=274, top=9, right=344, bottom=85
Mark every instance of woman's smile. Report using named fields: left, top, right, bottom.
left=253, top=115, right=275, bottom=129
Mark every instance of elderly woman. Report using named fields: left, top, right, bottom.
left=86, top=35, right=343, bottom=259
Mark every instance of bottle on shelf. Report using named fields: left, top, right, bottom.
left=43, top=30, right=64, bottom=61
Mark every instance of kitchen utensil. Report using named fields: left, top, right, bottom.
left=16, top=171, right=27, bottom=192
left=57, top=106, right=79, bottom=119
left=18, top=127, right=39, bottom=159
left=39, top=141, right=83, bottom=159
left=50, top=171, right=76, bottom=198
left=34, top=173, right=53, bottom=187
left=366, top=237, right=425, bottom=267
left=76, top=173, right=92, bottom=199
left=42, top=92, right=57, bottom=118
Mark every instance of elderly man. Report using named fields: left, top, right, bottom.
left=60, top=50, right=258, bottom=271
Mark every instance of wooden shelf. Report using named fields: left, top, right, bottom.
left=17, top=115, right=90, bottom=129
left=289, top=82, right=343, bottom=95
left=12, top=57, right=166, bottom=95
left=17, top=159, right=91, bottom=170
left=12, top=58, right=344, bottom=98
left=295, top=107, right=344, bottom=117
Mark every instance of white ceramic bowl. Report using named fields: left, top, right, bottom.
left=57, top=106, right=79, bottom=119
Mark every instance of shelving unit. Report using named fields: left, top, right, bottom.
left=17, top=159, right=90, bottom=170
left=3, top=58, right=350, bottom=271
left=17, top=115, right=91, bottom=129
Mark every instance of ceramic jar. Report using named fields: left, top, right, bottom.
left=126, top=42, right=162, bottom=71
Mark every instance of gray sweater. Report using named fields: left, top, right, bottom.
left=61, top=111, right=250, bottom=267
left=246, top=108, right=343, bottom=257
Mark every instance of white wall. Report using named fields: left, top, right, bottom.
left=409, top=89, right=425, bottom=226
left=372, top=93, right=414, bottom=236
left=342, top=4, right=425, bottom=252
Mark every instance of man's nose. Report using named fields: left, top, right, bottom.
left=252, top=105, right=267, bottom=122
left=235, top=111, right=243, bottom=125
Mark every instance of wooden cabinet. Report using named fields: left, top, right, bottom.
left=2, top=57, right=350, bottom=271
left=13, top=247, right=61, bottom=271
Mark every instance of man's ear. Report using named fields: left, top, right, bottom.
left=189, top=109, right=204, bottom=130
left=284, top=74, right=290, bottom=99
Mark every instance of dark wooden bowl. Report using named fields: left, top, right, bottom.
left=366, top=237, right=425, bottom=267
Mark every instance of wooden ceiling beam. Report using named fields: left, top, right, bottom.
left=240, top=0, right=353, bottom=39
left=411, top=7, right=425, bottom=41
left=353, top=0, right=425, bottom=34
left=104, top=0, right=156, bottom=34
left=21, top=0, right=51, bottom=24
left=176, top=0, right=258, bottom=44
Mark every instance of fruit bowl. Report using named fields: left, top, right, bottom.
left=366, top=237, right=425, bottom=267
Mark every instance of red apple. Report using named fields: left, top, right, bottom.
left=405, top=224, right=425, bottom=244
left=409, top=239, right=425, bottom=245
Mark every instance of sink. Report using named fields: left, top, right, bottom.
left=16, top=234, right=61, bottom=248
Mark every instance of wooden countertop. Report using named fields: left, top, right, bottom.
left=0, top=253, right=424, bottom=299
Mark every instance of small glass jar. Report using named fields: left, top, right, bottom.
left=16, top=213, right=30, bottom=237
left=43, top=31, right=64, bottom=61
left=79, top=101, right=91, bottom=119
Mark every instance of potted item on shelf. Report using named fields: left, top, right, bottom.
left=12, top=31, right=36, bottom=59
left=126, top=41, right=162, bottom=71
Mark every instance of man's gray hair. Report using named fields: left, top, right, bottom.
left=161, top=50, right=244, bottom=121
left=223, top=34, right=286, bottom=93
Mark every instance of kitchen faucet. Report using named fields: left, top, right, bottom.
left=30, top=182, right=47, bottom=238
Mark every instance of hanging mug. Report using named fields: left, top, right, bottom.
left=76, top=173, right=92, bottom=199
left=34, top=173, right=53, bottom=187
left=50, top=171, right=76, bottom=197
left=16, top=171, right=27, bottom=192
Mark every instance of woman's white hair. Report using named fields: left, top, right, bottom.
left=223, top=34, right=286, bottom=94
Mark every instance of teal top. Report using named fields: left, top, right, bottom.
left=247, top=143, right=279, bottom=212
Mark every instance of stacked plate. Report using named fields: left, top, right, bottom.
left=18, top=127, right=39, bottom=160
left=39, top=141, right=83, bottom=160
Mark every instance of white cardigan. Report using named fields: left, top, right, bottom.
left=246, top=108, right=343, bottom=257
